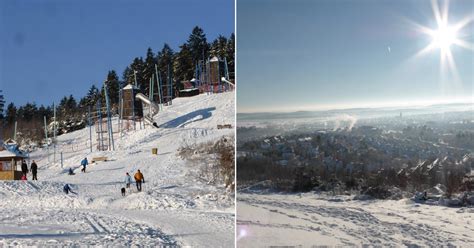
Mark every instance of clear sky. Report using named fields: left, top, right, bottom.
left=0, top=0, right=234, bottom=107
left=237, top=0, right=473, bottom=113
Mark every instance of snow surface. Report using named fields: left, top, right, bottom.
left=237, top=192, right=474, bottom=247
left=0, top=92, right=235, bottom=247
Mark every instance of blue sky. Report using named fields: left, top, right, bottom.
left=0, top=0, right=234, bottom=107
left=237, top=0, right=473, bottom=113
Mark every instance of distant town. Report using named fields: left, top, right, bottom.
left=238, top=108, right=474, bottom=198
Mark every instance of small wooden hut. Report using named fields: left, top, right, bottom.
left=0, top=147, right=27, bottom=180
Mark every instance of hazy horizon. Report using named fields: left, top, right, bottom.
left=237, top=97, right=473, bottom=114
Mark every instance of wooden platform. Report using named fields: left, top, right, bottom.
left=217, top=124, right=233, bottom=129
left=92, top=157, right=108, bottom=163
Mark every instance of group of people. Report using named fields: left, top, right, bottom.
left=63, top=156, right=145, bottom=197
left=20, top=159, right=38, bottom=181
left=122, top=170, right=145, bottom=196
left=67, top=157, right=88, bottom=175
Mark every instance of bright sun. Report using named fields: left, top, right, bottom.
left=430, top=24, right=457, bottom=51
left=412, top=0, right=473, bottom=78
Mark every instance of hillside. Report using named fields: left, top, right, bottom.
left=0, top=92, right=235, bottom=247
left=238, top=192, right=474, bottom=247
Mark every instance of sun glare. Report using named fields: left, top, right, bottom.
left=430, top=24, right=457, bottom=51
left=410, top=0, right=473, bottom=83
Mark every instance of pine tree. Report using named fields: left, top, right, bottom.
left=187, top=26, right=209, bottom=63
left=17, top=102, right=37, bottom=121
left=227, top=33, right=235, bottom=79
left=5, top=102, right=16, bottom=125
left=106, top=70, right=120, bottom=105
left=122, top=66, right=134, bottom=86
left=210, top=35, right=228, bottom=59
left=143, top=48, right=157, bottom=96
left=130, top=57, right=146, bottom=92
left=173, top=43, right=194, bottom=83
left=66, top=95, right=77, bottom=111
left=157, top=43, right=175, bottom=101
left=58, top=96, right=69, bottom=118
left=85, top=85, right=100, bottom=106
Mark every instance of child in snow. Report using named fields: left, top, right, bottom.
left=63, top=184, right=75, bottom=194
left=125, top=172, right=132, bottom=188
left=68, top=168, right=75, bottom=175
left=80, top=157, right=88, bottom=173
left=134, top=170, right=145, bottom=192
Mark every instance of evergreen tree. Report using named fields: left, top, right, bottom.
left=106, top=70, right=120, bottom=105
left=66, top=95, right=77, bottom=111
left=227, top=33, right=235, bottom=79
left=210, top=35, right=228, bottom=59
left=17, top=102, right=38, bottom=121
left=58, top=96, right=69, bottom=118
left=5, top=102, right=16, bottom=125
left=37, top=105, right=52, bottom=120
left=130, top=57, right=146, bottom=92
left=122, top=66, right=134, bottom=86
left=187, top=26, right=209, bottom=63
left=143, top=48, right=157, bottom=96
left=84, top=85, right=101, bottom=107
left=173, top=43, right=194, bottom=83
left=157, top=43, right=175, bottom=101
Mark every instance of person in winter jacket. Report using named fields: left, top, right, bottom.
left=68, top=168, right=75, bottom=175
left=31, top=160, right=38, bottom=180
left=124, top=172, right=132, bottom=188
left=80, top=158, right=88, bottom=173
left=63, top=184, right=75, bottom=194
left=21, top=160, right=28, bottom=176
left=134, top=170, right=145, bottom=192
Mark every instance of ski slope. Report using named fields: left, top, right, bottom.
left=237, top=192, right=474, bottom=247
left=0, top=92, right=235, bottom=247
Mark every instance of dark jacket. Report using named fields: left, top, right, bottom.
left=21, top=162, right=28, bottom=173
left=31, top=163, right=38, bottom=173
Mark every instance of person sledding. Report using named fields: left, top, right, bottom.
left=63, top=184, right=76, bottom=194
left=134, top=170, right=145, bottom=192
left=68, top=168, right=75, bottom=175
left=80, top=157, right=88, bottom=173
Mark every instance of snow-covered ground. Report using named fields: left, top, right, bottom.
left=237, top=192, right=474, bottom=247
left=0, top=92, right=235, bottom=247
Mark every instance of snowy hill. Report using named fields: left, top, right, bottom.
left=237, top=192, right=474, bottom=247
left=0, top=92, right=235, bottom=247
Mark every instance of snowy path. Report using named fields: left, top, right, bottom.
left=0, top=209, right=175, bottom=246
left=1, top=93, right=235, bottom=247
left=237, top=193, right=474, bottom=247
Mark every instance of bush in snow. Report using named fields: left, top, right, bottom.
left=362, top=186, right=393, bottom=200
left=179, top=136, right=235, bottom=191
left=292, top=166, right=319, bottom=192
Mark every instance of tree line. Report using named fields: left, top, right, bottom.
left=1, top=26, right=234, bottom=146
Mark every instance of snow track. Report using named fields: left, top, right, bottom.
left=238, top=193, right=474, bottom=247
left=0, top=209, right=176, bottom=246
